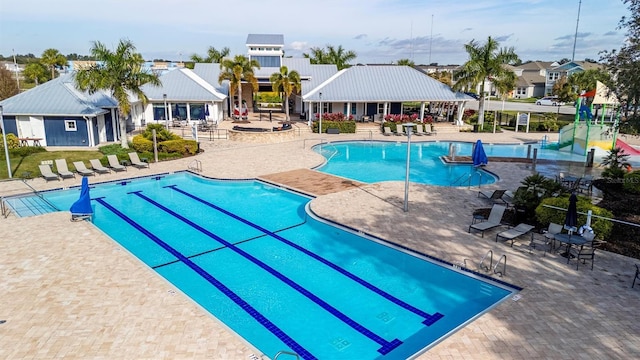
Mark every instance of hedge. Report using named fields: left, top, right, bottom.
left=535, top=196, right=614, bottom=239
left=131, top=134, right=154, bottom=153
left=312, top=120, right=356, bottom=133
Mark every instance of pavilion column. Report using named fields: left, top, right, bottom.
left=419, top=102, right=426, bottom=122
left=346, top=103, right=351, bottom=119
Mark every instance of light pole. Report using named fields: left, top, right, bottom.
left=163, top=94, right=168, bottom=130
left=403, top=123, right=415, bottom=212
left=0, top=106, right=12, bottom=178
left=319, top=92, right=322, bottom=134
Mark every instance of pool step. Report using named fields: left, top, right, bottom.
left=3, top=195, right=58, bottom=217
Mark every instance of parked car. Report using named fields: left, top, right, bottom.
left=464, top=92, right=480, bottom=100
left=536, top=96, right=565, bottom=106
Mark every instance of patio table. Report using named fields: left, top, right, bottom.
left=554, top=233, right=587, bottom=263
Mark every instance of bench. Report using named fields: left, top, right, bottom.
left=327, top=128, right=340, bottom=134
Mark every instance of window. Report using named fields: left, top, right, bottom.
left=190, top=103, right=206, bottom=120
left=377, top=103, right=385, bottom=114
left=343, top=103, right=357, bottom=115
left=153, top=104, right=167, bottom=120
left=172, top=103, right=187, bottom=120
left=548, top=72, right=559, bottom=81
left=252, top=56, right=281, bottom=68
left=65, top=120, right=77, bottom=131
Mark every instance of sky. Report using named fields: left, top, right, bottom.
left=0, top=0, right=631, bottom=65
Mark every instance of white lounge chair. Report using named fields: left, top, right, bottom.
left=39, top=164, right=60, bottom=182
left=495, top=223, right=535, bottom=246
left=73, top=161, right=95, bottom=176
left=468, top=204, right=506, bottom=237
left=395, top=124, right=404, bottom=136
left=107, top=155, right=127, bottom=172
left=89, top=159, right=111, bottom=174
left=54, top=159, right=76, bottom=179
left=128, top=152, right=149, bottom=169
left=413, top=124, right=425, bottom=136
left=383, top=126, right=393, bottom=136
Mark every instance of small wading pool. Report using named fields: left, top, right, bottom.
left=7, top=173, right=521, bottom=359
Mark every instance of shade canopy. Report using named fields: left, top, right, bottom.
left=472, top=139, right=488, bottom=167
left=70, top=176, right=93, bottom=216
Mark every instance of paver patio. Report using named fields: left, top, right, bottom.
left=1, top=119, right=639, bottom=359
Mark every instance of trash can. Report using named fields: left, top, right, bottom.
left=473, top=124, right=479, bottom=133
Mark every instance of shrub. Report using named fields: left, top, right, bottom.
left=141, top=124, right=180, bottom=142
left=159, top=139, right=198, bottom=155
left=0, top=133, right=20, bottom=150
left=131, top=134, right=154, bottom=153
left=623, top=170, right=640, bottom=194
left=535, top=196, right=613, bottom=239
left=9, top=146, right=46, bottom=157
left=314, top=112, right=353, bottom=121
left=512, top=173, right=564, bottom=223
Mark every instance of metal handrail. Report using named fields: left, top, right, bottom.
left=479, top=249, right=493, bottom=271
left=21, top=179, right=60, bottom=212
left=274, top=350, right=300, bottom=359
left=1, top=197, right=10, bottom=218
left=542, top=204, right=640, bottom=229
left=494, top=254, right=507, bottom=277
left=188, top=159, right=202, bottom=172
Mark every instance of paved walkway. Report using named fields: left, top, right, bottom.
left=1, top=121, right=639, bottom=359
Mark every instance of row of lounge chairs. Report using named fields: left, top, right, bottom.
left=383, top=124, right=436, bottom=136
left=38, top=153, right=149, bottom=181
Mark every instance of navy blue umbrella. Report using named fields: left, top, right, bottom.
left=564, top=193, right=578, bottom=233
left=70, top=176, right=93, bottom=217
left=204, top=104, right=210, bottom=117
left=472, top=139, right=488, bottom=167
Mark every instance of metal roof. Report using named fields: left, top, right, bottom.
left=246, top=34, right=284, bottom=46
left=0, top=73, right=116, bottom=116
left=141, top=68, right=227, bottom=102
left=302, top=65, right=473, bottom=102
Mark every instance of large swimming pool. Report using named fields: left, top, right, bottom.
left=312, top=141, right=594, bottom=186
left=313, top=140, right=640, bottom=184
left=10, top=173, right=520, bottom=359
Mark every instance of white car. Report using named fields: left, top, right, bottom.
left=536, top=96, right=565, bottom=106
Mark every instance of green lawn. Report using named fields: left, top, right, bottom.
left=0, top=150, right=104, bottom=180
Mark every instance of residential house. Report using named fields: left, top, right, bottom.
left=544, top=61, right=602, bottom=95
left=512, top=61, right=556, bottom=99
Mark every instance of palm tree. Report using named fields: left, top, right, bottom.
left=41, top=48, right=67, bottom=79
left=397, top=58, right=415, bottom=66
left=453, top=36, right=519, bottom=127
left=303, top=45, right=357, bottom=70
left=190, top=46, right=230, bottom=63
left=218, top=55, right=260, bottom=116
left=270, top=66, right=301, bottom=121
left=23, top=62, right=49, bottom=85
left=74, top=39, right=161, bottom=148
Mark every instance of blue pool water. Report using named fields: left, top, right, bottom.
left=19, top=173, right=520, bottom=359
left=312, top=140, right=613, bottom=185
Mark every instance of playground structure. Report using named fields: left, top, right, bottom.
left=548, top=81, right=637, bottom=162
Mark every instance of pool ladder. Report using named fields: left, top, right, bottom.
left=462, top=250, right=507, bottom=277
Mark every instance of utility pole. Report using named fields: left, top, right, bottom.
left=12, top=49, right=19, bottom=90
left=571, top=0, right=582, bottom=61
left=429, top=15, right=434, bottom=65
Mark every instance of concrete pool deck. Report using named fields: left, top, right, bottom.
left=1, top=121, right=639, bottom=359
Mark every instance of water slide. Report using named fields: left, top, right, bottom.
left=616, top=138, right=640, bottom=155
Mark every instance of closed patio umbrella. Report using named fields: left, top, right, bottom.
left=472, top=139, right=488, bottom=167
left=564, top=193, right=578, bottom=234
left=70, top=176, right=93, bottom=220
